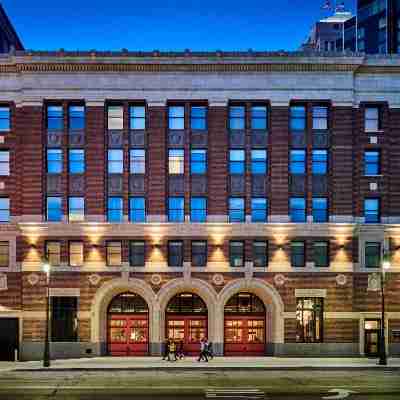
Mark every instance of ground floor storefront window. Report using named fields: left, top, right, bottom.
left=296, top=297, right=323, bottom=343
left=51, top=297, right=78, bottom=341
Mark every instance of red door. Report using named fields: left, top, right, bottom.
left=108, top=314, right=149, bottom=356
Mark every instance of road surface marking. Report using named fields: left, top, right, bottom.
left=322, top=389, right=355, bottom=399
left=206, top=388, right=265, bottom=399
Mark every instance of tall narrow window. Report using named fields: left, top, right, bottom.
left=130, top=149, right=145, bottom=174
left=46, top=241, right=61, bottom=266
left=68, top=197, right=85, bottom=222
left=0, top=107, right=10, bottom=132
left=108, top=106, right=124, bottom=130
left=365, top=242, right=381, bottom=268
left=296, top=298, right=324, bottom=343
left=312, top=198, right=328, bottom=223
left=107, top=241, right=122, bottom=266
left=168, top=241, right=183, bottom=267
left=290, top=150, right=306, bottom=174
left=290, top=106, right=306, bottom=130
left=69, top=105, right=85, bottom=130
left=191, top=241, right=207, bottom=267
left=253, top=241, right=268, bottom=268
left=251, top=198, right=267, bottom=222
left=191, top=106, right=207, bottom=130
left=291, top=241, right=305, bottom=267
left=251, top=105, right=267, bottom=130
left=229, top=150, right=245, bottom=174
left=229, top=197, right=245, bottom=222
left=51, top=297, right=78, bottom=342
left=69, top=242, right=84, bottom=267
left=365, top=107, right=380, bottom=132
left=130, top=241, right=145, bottom=267
left=364, top=198, right=380, bottom=223
left=0, top=151, right=9, bottom=176
left=312, top=106, right=328, bottom=130
left=364, top=151, right=380, bottom=176
left=229, top=106, right=245, bottom=130
left=130, top=106, right=146, bottom=130
left=169, top=106, right=185, bottom=130
left=46, top=197, right=62, bottom=222
left=108, top=150, right=123, bottom=174
left=129, top=197, right=146, bottom=222
left=47, top=149, right=63, bottom=174
left=47, top=106, right=63, bottom=130
left=190, top=197, right=207, bottom=222
left=313, top=241, right=329, bottom=267
left=312, top=150, right=328, bottom=175
left=169, top=149, right=184, bottom=174
left=69, top=149, right=85, bottom=174
left=107, top=197, right=123, bottom=222
left=251, top=150, right=267, bottom=174
left=0, top=242, right=9, bottom=267
left=230, top=241, right=244, bottom=267
left=191, top=149, right=207, bottom=174
left=168, top=197, right=184, bottom=222
left=290, top=198, right=306, bottom=223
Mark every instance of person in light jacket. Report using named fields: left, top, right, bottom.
left=197, top=338, right=208, bottom=362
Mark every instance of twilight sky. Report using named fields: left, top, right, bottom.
left=3, top=0, right=356, bottom=51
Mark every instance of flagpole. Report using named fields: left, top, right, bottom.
left=355, top=0, right=358, bottom=52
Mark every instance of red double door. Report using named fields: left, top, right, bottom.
left=108, top=314, right=149, bottom=356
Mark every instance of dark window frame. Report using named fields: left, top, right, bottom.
left=291, top=241, right=305, bottom=267
left=191, top=240, right=207, bottom=267
left=253, top=241, right=268, bottom=268
left=129, top=240, right=146, bottom=267
left=313, top=241, right=329, bottom=268
left=168, top=240, right=184, bottom=267
left=230, top=241, right=244, bottom=267
left=51, top=297, right=78, bottom=342
left=365, top=242, right=381, bottom=268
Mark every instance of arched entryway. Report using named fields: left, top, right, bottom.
left=107, top=292, right=149, bottom=356
left=166, top=293, right=208, bottom=355
left=224, top=292, right=266, bottom=356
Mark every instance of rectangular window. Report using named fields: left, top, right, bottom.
left=130, top=106, right=146, bottom=130
left=253, top=241, right=268, bottom=268
left=0, top=151, right=9, bottom=176
left=312, top=198, right=328, bottom=223
left=229, top=197, right=245, bottom=222
left=0, top=107, right=10, bottom=132
left=46, top=241, right=61, bottom=266
left=107, top=241, right=122, bottom=266
left=168, top=241, right=183, bottom=267
left=251, top=198, right=267, bottom=222
left=251, top=150, right=267, bottom=174
left=190, top=197, right=207, bottom=222
left=296, top=298, right=323, bottom=343
left=312, top=106, right=328, bottom=130
left=46, top=197, right=62, bottom=222
left=169, top=106, right=185, bottom=130
left=130, top=241, right=145, bottom=267
left=229, top=150, right=245, bottom=174
left=290, top=197, right=306, bottom=223
left=290, top=150, right=306, bottom=174
left=251, top=105, right=267, bottom=130
left=314, top=241, right=329, bottom=267
left=364, top=151, right=380, bottom=175
left=47, top=149, right=63, bottom=174
left=107, top=197, right=123, bottom=222
left=69, top=241, right=84, bottom=267
left=230, top=241, right=244, bottom=267
left=0, top=242, right=9, bottom=267
left=191, top=149, right=207, bottom=174
left=191, top=106, right=207, bottom=130
left=191, top=241, right=207, bottom=267
left=47, top=106, right=63, bottom=130
left=290, top=106, right=306, bottom=131
left=229, top=106, right=245, bottom=130
left=365, top=242, right=381, bottom=268
left=51, top=297, right=78, bottom=342
left=129, top=197, right=146, bottom=222
left=69, top=149, right=85, bottom=174
left=364, top=198, right=380, bottom=223
left=365, top=107, right=381, bottom=132
left=291, top=241, right=305, bottom=267
left=69, top=105, right=85, bottom=130
left=169, top=149, right=184, bottom=174
left=312, top=150, right=328, bottom=175
left=108, top=149, right=123, bottom=174
left=130, top=149, right=146, bottom=174
left=68, top=197, right=85, bottom=222
left=108, top=106, right=124, bottom=130
left=168, top=197, right=184, bottom=222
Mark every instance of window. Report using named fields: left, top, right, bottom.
left=365, top=242, right=381, bottom=268
left=46, top=197, right=62, bottom=222
left=169, top=149, right=184, bottom=174
left=251, top=150, right=267, bottom=174
left=107, top=197, right=123, bottom=222
left=312, top=106, right=328, bottom=130
left=69, top=242, right=83, bottom=267
left=229, top=197, right=245, bottom=222
left=107, top=241, right=122, bottom=266
left=0, top=151, right=9, bottom=176
left=291, top=241, right=305, bottom=267
left=365, top=151, right=380, bottom=175
left=251, top=105, right=267, bottom=130
left=290, top=198, right=306, bottom=223
left=46, top=241, right=61, bottom=266
left=314, top=241, right=329, bottom=267
left=51, top=297, right=78, bottom=342
left=290, top=106, right=306, bottom=130
left=47, top=106, right=63, bottom=130
left=0, top=107, right=10, bottom=131
left=168, top=241, right=183, bottom=267
left=47, top=149, right=63, bottom=174
left=69, top=105, right=85, bottom=130
left=169, top=106, right=185, bottom=130
left=229, top=150, right=245, bottom=174
left=190, top=197, right=207, bottom=222
left=253, top=241, right=268, bottom=268
left=69, top=149, right=85, bottom=174
left=191, top=241, right=207, bottom=267
left=108, top=106, right=124, bottom=130
left=312, top=198, right=328, bottom=223
left=191, top=106, right=207, bottom=130
left=68, top=197, right=85, bottom=222
left=365, top=107, right=381, bottom=132
left=130, top=149, right=145, bottom=174
left=296, top=298, right=323, bottom=343
left=290, top=150, right=306, bottom=174
left=312, top=150, right=328, bottom=175
left=229, top=106, right=245, bottom=130
left=230, top=241, right=244, bottom=267
left=0, top=242, right=9, bottom=267
left=130, top=106, right=146, bottom=130
left=108, top=150, right=123, bottom=174
left=364, top=198, right=380, bottom=223
left=130, top=241, right=145, bottom=267
left=251, top=198, right=267, bottom=222
left=191, top=149, right=207, bottom=174
left=168, top=197, right=184, bottom=222
left=129, top=197, right=146, bottom=222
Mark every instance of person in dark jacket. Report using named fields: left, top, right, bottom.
left=177, top=339, right=185, bottom=359
left=206, top=341, right=214, bottom=360
left=162, top=339, right=170, bottom=360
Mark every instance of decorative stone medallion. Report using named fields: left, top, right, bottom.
left=0, top=274, right=7, bottom=291
left=274, top=274, right=286, bottom=287
left=212, top=274, right=224, bottom=286
left=88, top=274, right=101, bottom=286
left=336, top=274, right=347, bottom=286
left=27, top=273, right=40, bottom=286
left=150, top=274, right=162, bottom=286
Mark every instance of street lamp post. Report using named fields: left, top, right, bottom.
left=43, top=262, right=51, bottom=368
left=379, top=249, right=390, bottom=366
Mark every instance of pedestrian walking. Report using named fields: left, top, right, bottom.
left=177, top=339, right=185, bottom=359
left=162, top=338, right=170, bottom=360
left=206, top=341, right=214, bottom=360
left=168, top=339, right=177, bottom=361
left=197, top=337, right=208, bottom=362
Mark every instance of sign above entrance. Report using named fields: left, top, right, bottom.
left=295, top=289, right=327, bottom=298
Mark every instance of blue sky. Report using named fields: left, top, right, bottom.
left=3, top=0, right=356, bottom=51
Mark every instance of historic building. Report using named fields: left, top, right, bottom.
left=0, top=50, right=399, bottom=361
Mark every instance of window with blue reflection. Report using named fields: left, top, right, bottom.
left=129, top=197, right=146, bottom=222
left=47, top=106, right=63, bottom=130
left=69, top=106, right=85, bottom=130
left=68, top=197, right=85, bottom=222
left=0, top=197, right=10, bottom=222
left=229, top=197, right=245, bottom=222
left=191, top=149, right=207, bottom=174
left=168, top=197, right=184, bottom=222
left=168, top=106, right=185, bottom=130
left=107, top=197, right=123, bottom=222
left=108, top=149, right=123, bottom=174
left=290, top=197, right=306, bottom=222
left=190, top=197, right=207, bottom=222
left=47, top=149, right=63, bottom=174
left=0, top=107, right=10, bottom=132
left=364, top=198, right=380, bottom=223
left=251, top=198, right=268, bottom=222
left=130, top=149, right=145, bottom=174
left=364, top=151, right=380, bottom=175
left=312, top=197, right=328, bottom=223
left=251, top=150, right=267, bottom=174
left=130, top=106, right=146, bottom=130
left=229, top=150, right=245, bottom=174
left=312, top=150, right=328, bottom=175
left=290, top=150, right=306, bottom=174
left=251, top=106, right=267, bottom=130
left=46, top=197, right=62, bottom=222
left=191, top=106, right=207, bottom=130
left=290, top=106, right=306, bottom=131
left=229, top=106, right=245, bottom=130
left=69, top=149, right=85, bottom=174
